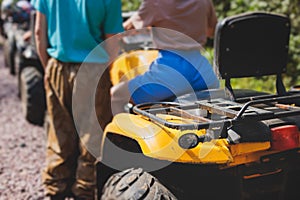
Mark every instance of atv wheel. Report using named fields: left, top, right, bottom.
left=20, top=66, right=46, bottom=126
left=101, top=168, right=177, bottom=200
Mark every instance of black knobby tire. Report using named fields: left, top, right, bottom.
left=17, top=54, right=44, bottom=99
left=101, top=168, right=177, bottom=200
left=20, top=66, right=46, bottom=126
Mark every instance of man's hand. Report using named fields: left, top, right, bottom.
left=123, top=19, right=135, bottom=30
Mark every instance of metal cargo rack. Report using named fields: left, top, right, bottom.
left=132, top=93, right=300, bottom=133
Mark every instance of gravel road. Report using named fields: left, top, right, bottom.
left=0, top=47, right=46, bottom=200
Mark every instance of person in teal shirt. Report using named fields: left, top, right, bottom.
left=31, top=0, right=123, bottom=199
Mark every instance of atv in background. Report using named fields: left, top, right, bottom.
left=1, top=1, right=45, bottom=126
left=97, top=12, right=300, bottom=200
left=109, top=27, right=155, bottom=87
left=18, top=10, right=46, bottom=126
left=1, top=0, right=32, bottom=75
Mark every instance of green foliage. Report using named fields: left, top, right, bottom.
left=121, top=0, right=141, bottom=11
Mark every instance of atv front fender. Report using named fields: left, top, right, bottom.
left=102, top=113, right=233, bottom=164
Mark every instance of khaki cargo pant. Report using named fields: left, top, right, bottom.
left=43, top=58, right=112, bottom=199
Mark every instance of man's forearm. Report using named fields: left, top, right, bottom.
left=35, top=11, right=49, bottom=69
left=104, top=33, right=121, bottom=66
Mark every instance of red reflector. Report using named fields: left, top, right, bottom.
left=271, top=125, right=299, bottom=151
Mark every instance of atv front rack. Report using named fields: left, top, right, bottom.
left=132, top=93, right=300, bottom=132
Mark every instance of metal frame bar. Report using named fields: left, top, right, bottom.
left=132, top=94, right=300, bottom=131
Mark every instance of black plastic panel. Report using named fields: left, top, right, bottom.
left=214, top=12, right=290, bottom=79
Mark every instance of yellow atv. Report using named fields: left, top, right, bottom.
left=98, top=12, right=300, bottom=200
left=109, top=28, right=157, bottom=86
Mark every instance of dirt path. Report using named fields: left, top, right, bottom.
left=0, top=47, right=46, bottom=200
